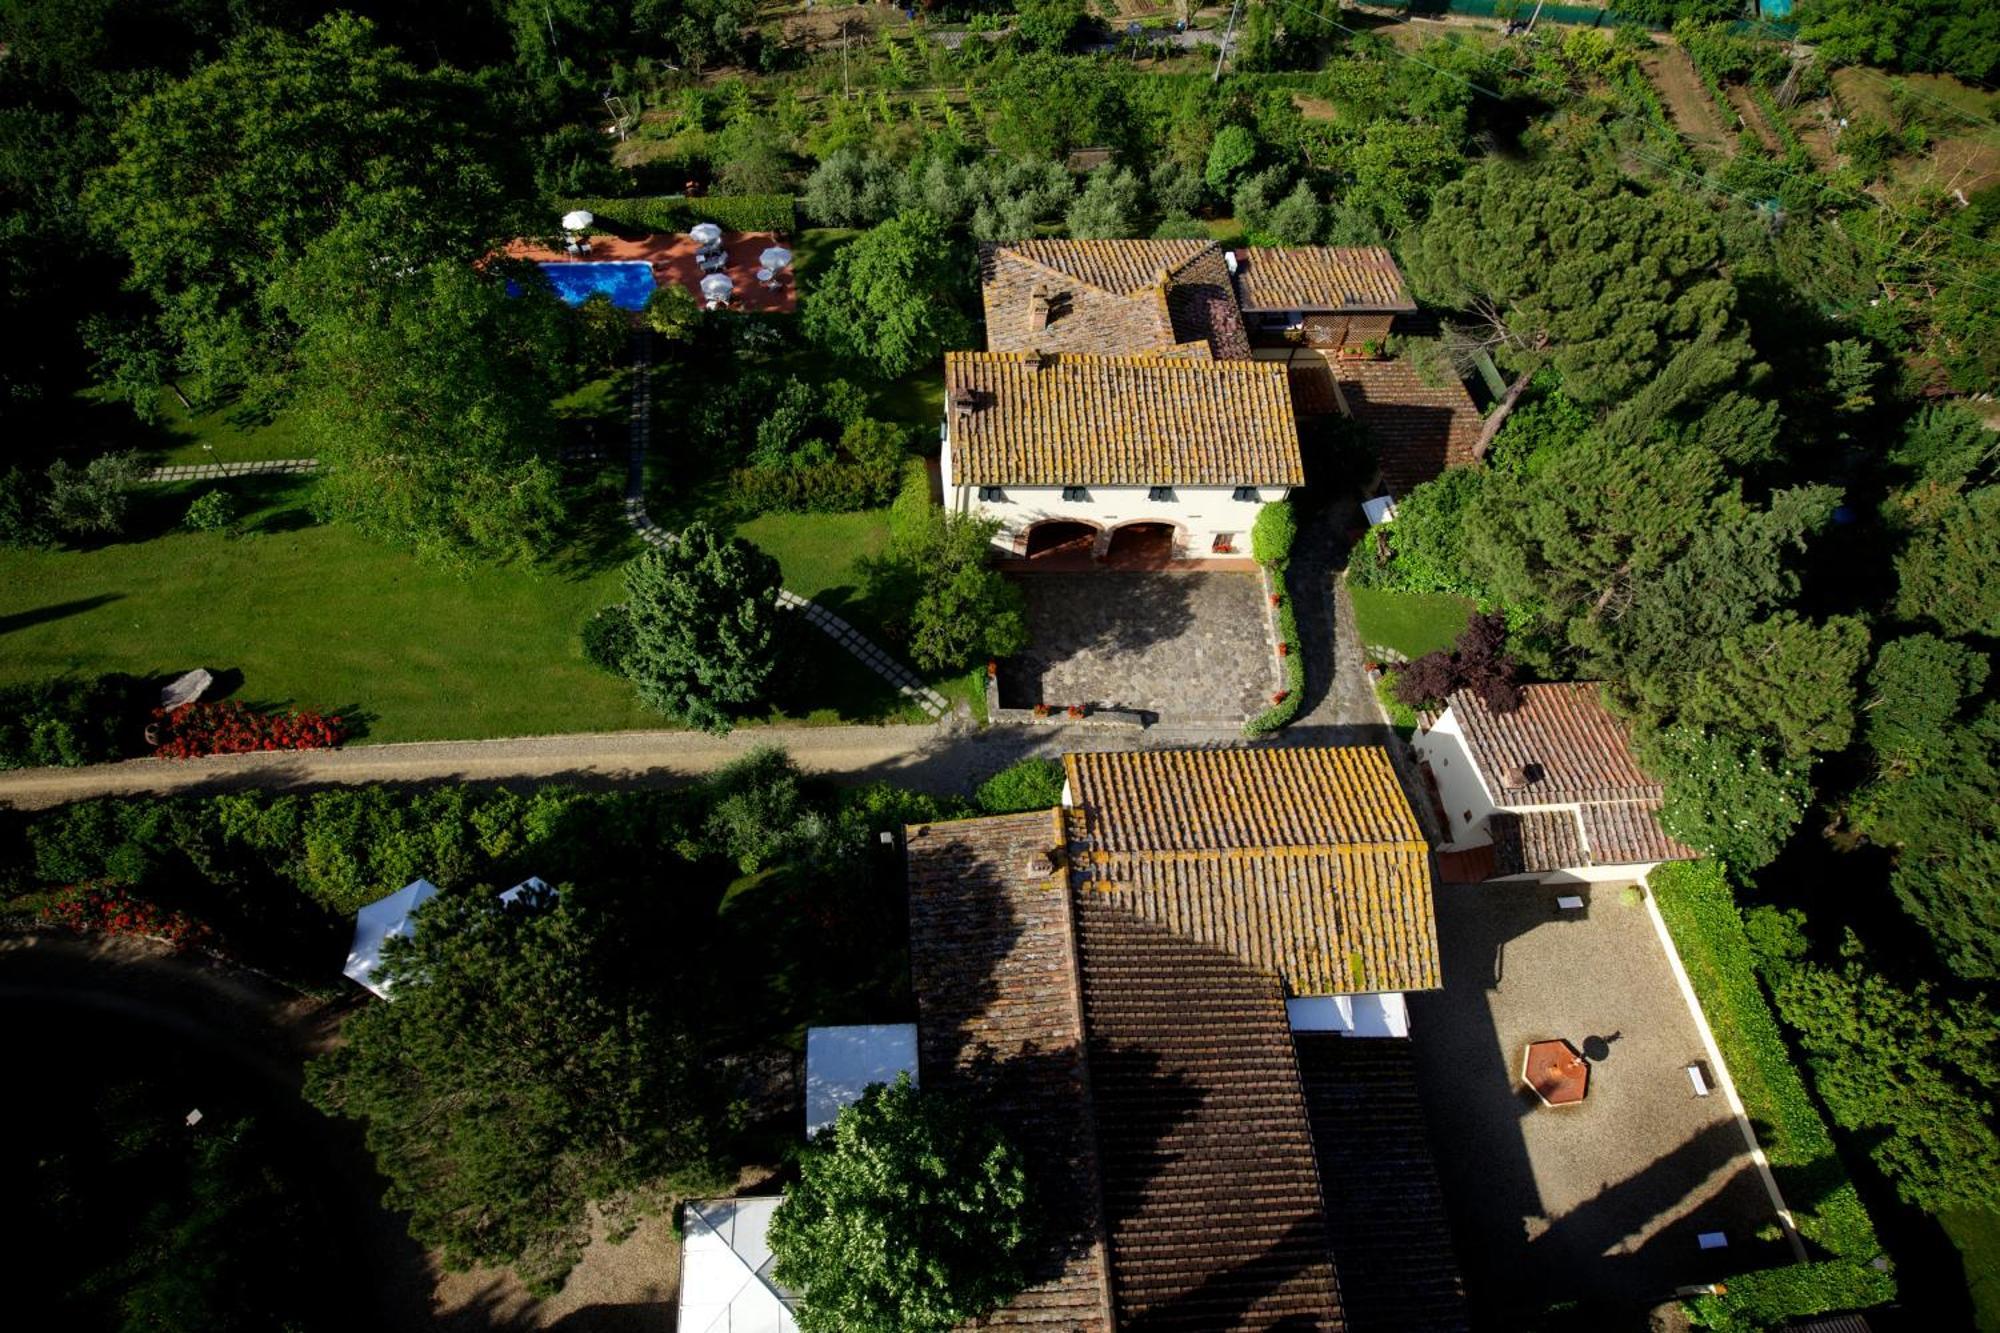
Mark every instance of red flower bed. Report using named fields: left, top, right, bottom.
left=151, top=701, right=346, bottom=759
left=39, top=883, right=211, bottom=950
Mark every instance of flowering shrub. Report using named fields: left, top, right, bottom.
left=39, top=882, right=211, bottom=950
left=151, top=701, right=346, bottom=759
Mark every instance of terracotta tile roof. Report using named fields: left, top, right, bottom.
left=1449, top=685, right=1698, bottom=872
left=903, top=811, right=1115, bottom=1332
left=1489, top=809, right=1588, bottom=877
left=1074, top=893, right=1346, bottom=1332
left=1450, top=684, right=1662, bottom=804
left=1230, top=247, right=1417, bottom=313
left=982, top=241, right=1253, bottom=363
left=945, top=351, right=1303, bottom=488
left=1331, top=358, right=1482, bottom=496
left=1064, top=749, right=1441, bottom=994
left=1002, top=238, right=1220, bottom=297
left=1580, top=798, right=1697, bottom=867
left=1295, top=1035, right=1468, bottom=1333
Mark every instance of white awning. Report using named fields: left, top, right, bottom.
left=343, top=879, right=438, bottom=999
left=679, top=1197, right=800, bottom=1333
left=1286, top=992, right=1410, bottom=1038
left=805, top=1024, right=919, bottom=1138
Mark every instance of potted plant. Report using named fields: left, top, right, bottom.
left=1277, top=642, right=1289, bottom=657
left=1066, top=704, right=1086, bottom=720
left=1032, top=703, right=1050, bottom=718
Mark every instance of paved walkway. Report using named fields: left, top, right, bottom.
left=619, top=333, right=949, bottom=719
left=0, top=721, right=1343, bottom=811
left=143, top=459, right=318, bottom=483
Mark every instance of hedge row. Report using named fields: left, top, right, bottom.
left=1648, top=861, right=1895, bottom=1328
left=1247, top=584, right=1304, bottom=736
left=1688, top=1260, right=1897, bottom=1333
left=556, top=194, right=797, bottom=237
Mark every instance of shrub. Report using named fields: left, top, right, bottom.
left=0, top=466, right=56, bottom=547
left=975, top=758, right=1065, bottom=814
left=1204, top=124, right=1259, bottom=195
left=1391, top=613, right=1520, bottom=712
left=557, top=195, right=796, bottom=235
left=45, top=451, right=145, bottom=538
left=644, top=284, right=702, bottom=342
left=0, top=674, right=146, bottom=769
left=581, top=603, right=636, bottom=676
left=182, top=489, right=235, bottom=533
left=1251, top=499, right=1297, bottom=568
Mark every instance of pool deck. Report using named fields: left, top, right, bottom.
left=502, top=230, right=797, bottom=314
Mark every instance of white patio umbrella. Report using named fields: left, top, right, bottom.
left=344, top=878, right=438, bottom=999
left=561, top=209, right=594, bottom=231
left=690, top=222, right=724, bottom=248
left=758, top=246, right=793, bottom=272
left=700, top=273, right=735, bottom=305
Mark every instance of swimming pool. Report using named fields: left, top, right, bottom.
left=522, top=261, right=657, bottom=311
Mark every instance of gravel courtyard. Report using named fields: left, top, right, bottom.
left=1409, top=880, right=1782, bottom=1322
left=999, top=572, right=1278, bottom=723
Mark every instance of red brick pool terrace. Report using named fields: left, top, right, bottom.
left=501, top=229, right=797, bottom=314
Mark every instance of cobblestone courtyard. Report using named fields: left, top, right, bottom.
left=999, top=572, right=1277, bottom=722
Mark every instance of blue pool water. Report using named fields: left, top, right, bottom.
left=517, top=261, right=657, bottom=311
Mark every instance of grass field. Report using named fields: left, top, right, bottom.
left=1348, top=585, right=1473, bottom=661
left=0, top=475, right=927, bottom=743
left=1946, top=1208, right=2000, bottom=1332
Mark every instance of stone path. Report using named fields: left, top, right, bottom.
left=619, top=333, right=949, bottom=719
left=143, top=459, right=318, bottom=483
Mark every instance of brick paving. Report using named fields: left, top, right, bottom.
left=618, top=333, right=947, bottom=719
left=1000, top=572, right=1277, bottom=722
left=143, top=459, right=318, bottom=483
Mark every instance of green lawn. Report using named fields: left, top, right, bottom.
left=1947, top=1209, right=2000, bottom=1332
left=1348, top=585, right=1474, bottom=661
left=148, top=394, right=312, bottom=466
left=0, top=476, right=924, bottom=743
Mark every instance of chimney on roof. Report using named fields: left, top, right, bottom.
left=1028, top=284, right=1054, bottom=331
left=1501, top=764, right=1535, bottom=791
left=1024, top=847, right=1059, bottom=877
left=950, top=387, right=980, bottom=422
left=1023, top=347, right=1047, bottom=372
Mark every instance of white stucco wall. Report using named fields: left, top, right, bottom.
left=942, top=429, right=1286, bottom=559
left=1411, top=708, right=1498, bottom=850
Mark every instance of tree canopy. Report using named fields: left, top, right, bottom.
left=85, top=14, right=512, bottom=401
left=305, top=887, right=720, bottom=1292
left=621, top=523, right=786, bottom=732
left=770, top=1075, right=1032, bottom=1333
left=1406, top=159, right=1743, bottom=407
left=802, top=212, right=973, bottom=379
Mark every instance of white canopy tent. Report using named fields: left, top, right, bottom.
left=344, top=878, right=438, bottom=999
left=679, top=1198, right=800, bottom=1333
left=804, top=1023, right=918, bottom=1139
left=498, top=875, right=556, bottom=908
